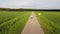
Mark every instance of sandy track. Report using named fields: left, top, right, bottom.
left=21, top=12, right=44, bottom=34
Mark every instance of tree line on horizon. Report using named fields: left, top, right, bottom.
left=0, top=8, right=60, bottom=11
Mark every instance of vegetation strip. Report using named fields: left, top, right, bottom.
left=35, top=12, right=60, bottom=34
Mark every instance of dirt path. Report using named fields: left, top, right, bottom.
left=21, top=12, right=44, bottom=34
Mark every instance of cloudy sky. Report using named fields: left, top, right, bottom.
left=0, top=0, right=60, bottom=9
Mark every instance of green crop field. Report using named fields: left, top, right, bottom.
left=0, top=11, right=60, bottom=34
left=35, top=11, right=60, bottom=34
left=0, top=11, right=31, bottom=34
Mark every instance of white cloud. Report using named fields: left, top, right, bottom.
left=0, top=0, right=60, bottom=9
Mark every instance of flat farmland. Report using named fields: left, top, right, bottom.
left=0, top=11, right=31, bottom=34
left=35, top=12, right=60, bottom=34
left=0, top=11, right=60, bottom=34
